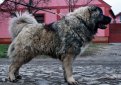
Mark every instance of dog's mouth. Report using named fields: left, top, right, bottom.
left=98, top=16, right=111, bottom=29
left=98, top=23, right=107, bottom=29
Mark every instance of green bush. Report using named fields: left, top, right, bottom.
left=0, top=44, right=9, bottom=58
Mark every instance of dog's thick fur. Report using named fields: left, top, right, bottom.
left=8, top=6, right=111, bottom=85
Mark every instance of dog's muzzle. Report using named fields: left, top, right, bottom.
left=98, top=16, right=111, bottom=29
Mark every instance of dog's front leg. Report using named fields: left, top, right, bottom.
left=62, top=54, right=78, bottom=85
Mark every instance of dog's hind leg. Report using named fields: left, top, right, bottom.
left=8, top=60, right=23, bottom=82
left=8, top=56, right=33, bottom=82
left=62, top=54, right=78, bottom=85
left=8, top=51, right=34, bottom=82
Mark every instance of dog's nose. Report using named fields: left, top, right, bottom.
left=103, top=16, right=112, bottom=24
left=105, top=16, right=111, bottom=24
left=107, top=16, right=111, bottom=23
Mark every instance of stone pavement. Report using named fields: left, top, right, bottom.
left=0, top=43, right=121, bottom=85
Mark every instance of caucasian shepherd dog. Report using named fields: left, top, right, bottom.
left=8, top=6, right=111, bottom=85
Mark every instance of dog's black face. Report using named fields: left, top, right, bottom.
left=97, top=15, right=111, bottom=29
left=89, top=6, right=111, bottom=30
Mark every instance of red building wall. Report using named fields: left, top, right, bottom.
left=109, top=24, right=121, bottom=43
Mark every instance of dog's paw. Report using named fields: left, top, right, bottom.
left=67, top=77, right=79, bottom=85
left=68, top=81, right=79, bottom=85
left=16, top=75, right=22, bottom=79
left=8, top=77, right=18, bottom=82
left=8, top=75, right=17, bottom=82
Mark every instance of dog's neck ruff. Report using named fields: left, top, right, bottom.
left=76, top=16, right=91, bottom=33
left=70, top=16, right=93, bottom=42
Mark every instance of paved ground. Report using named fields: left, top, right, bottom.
left=0, top=43, right=121, bottom=85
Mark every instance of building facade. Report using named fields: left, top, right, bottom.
left=115, top=12, right=121, bottom=23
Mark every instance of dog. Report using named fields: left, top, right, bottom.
left=8, top=6, right=111, bottom=85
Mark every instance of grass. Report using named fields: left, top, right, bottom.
left=0, top=44, right=9, bottom=58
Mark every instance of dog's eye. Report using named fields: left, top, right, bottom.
left=100, top=12, right=103, bottom=15
left=99, top=12, right=103, bottom=17
left=93, top=13, right=99, bottom=16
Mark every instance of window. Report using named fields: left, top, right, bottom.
left=34, top=14, right=45, bottom=23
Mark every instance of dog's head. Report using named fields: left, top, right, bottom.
left=73, top=6, right=111, bottom=34
left=88, top=6, right=111, bottom=29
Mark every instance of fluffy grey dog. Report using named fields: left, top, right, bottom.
left=8, top=6, right=111, bottom=85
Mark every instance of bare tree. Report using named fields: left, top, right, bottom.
left=0, top=0, right=21, bottom=16
left=0, top=0, right=93, bottom=19
left=85, top=0, right=93, bottom=5
left=65, top=0, right=93, bottom=12
left=65, top=0, right=78, bottom=12
left=0, top=0, right=51, bottom=17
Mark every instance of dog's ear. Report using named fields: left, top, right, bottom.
left=89, top=6, right=98, bottom=12
left=89, top=6, right=103, bottom=13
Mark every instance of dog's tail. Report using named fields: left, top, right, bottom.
left=9, top=12, right=38, bottom=39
